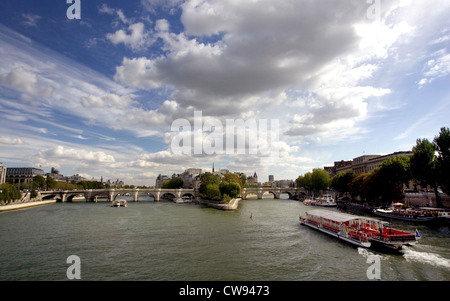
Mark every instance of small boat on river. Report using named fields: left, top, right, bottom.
left=300, top=209, right=419, bottom=251
left=372, top=207, right=437, bottom=223
left=111, top=199, right=127, bottom=207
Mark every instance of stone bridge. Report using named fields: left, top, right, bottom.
left=241, top=187, right=306, bottom=200
left=39, top=187, right=306, bottom=203
left=39, top=188, right=197, bottom=202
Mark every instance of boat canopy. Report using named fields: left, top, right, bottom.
left=306, top=209, right=386, bottom=225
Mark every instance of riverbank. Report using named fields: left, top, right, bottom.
left=0, top=200, right=57, bottom=212
left=200, top=198, right=242, bottom=210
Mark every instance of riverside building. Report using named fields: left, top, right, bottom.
left=326, top=151, right=413, bottom=176
left=6, top=167, right=45, bottom=186
left=0, top=163, right=6, bottom=185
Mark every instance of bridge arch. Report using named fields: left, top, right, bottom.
left=181, top=192, right=196, bottom=199
left=136, top=191, right=157, bottom=201
left=280, top=191, right=294, bottom=199
left=161, top=192, right=177, bottom=200
left=262, top=191, right=278, bottom=199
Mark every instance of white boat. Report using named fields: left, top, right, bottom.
left=372, top=207, right=436, bottom=223
left=314, top=194, right=337, bottom=207
left=111, top=199, right=127, bottom=207
left=300, top=209, right=418, bottom=251
left=304, top=194, right=336, bottom=207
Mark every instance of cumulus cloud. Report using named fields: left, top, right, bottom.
left=112, top=0, right=414, bottom=146
left=0, top=67, right=54, bottom=98
left=107, top=22, right=154, bottom=51
left=36, top=146, right=116, bottom=168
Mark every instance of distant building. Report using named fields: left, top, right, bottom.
left=156, top=168, right=202, bottom=189
left=324, top=160, right=352, bottom=177
left=331, top=151, right=413, bottom=176
left=247, top=172, right=258, bottom=186
left=66, top=174, right=87, bottom=183
left=0, top=163, right=6, bottom=185
left=155, top=174, right=170, bottom=188
left=269, top=175, right=274, bottom=182
left=6, top=167, right=45, bottom=186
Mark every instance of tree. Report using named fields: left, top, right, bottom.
left=434, top=127, right=450, bottom=194
left=219, top=181, right=241, bottom=199
left=410, top=138, right=440, bottom=206
left=349, top=172, right=370, bottom=201
left=161, top=177, right=183, bottom=189
left=331, top=171, right=356, bottom=195
left=377, top=155, right=411, bottom=202
left=46, top=176, right=58, bottom=190
left=410, top=138, right=437, bottom=189
left=223, top=173, right=243, bottom=189
left=205, top=183, right=221, bottom=201
left=296, top=172, right=312, bottom=193
left=311, top=168, right=331, bottom=194
left=0, top=183, right=21, bottom=202
left=32, top=175, right=46, bottom=190
left=199, top=172, right=220, bottom=197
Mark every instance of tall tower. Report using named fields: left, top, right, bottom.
left=212, top=162, right=215, bottom=173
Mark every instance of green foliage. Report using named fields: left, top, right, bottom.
left=0, top=183, right=22, bottom=202
left=161, top=177, right=183, bottom=189
left=434, top=127, right=450, bottom=193
left=32, top=175, right=46, bottom=190
left=199, top=172, right=220, bottom=197
left=296, top=172, right=312, bottom=192
left=219, top=181, right=241, bottom=198
left=205, top=183, right=221, bottom=201
left=199, top=172, right=242, bottom=201
left=331, top=171, right=356, bottom=194
left=410, top=138, right=436, bottom=187
left=311, top=168, right=331, bottom=193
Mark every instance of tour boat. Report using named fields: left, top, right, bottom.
left=304, top=194, right=337, bottom=207
left=300, top=209, right=419, bottom=251
left=313, top=194, right=337, bottom=207
left=372, top=207, right=437, bottom=223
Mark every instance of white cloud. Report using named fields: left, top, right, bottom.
left=0, top=136, right=25, bottom=145
left=36, top=146, right=116, bottom=168
left=81, top=94, right=135, bottom=109
left=418, top=49, right=450, bottom=88
left=107, top=22, right=154, bottom=51
left=0, top=67, right=54, bottom=98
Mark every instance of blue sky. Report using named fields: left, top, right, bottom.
left=0, top=0, right=449, bottom=186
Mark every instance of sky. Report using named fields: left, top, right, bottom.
left=0, top=0, right=449, bottom=186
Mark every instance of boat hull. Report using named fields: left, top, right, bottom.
left=300, top=209, right=418, bottom=253
left=300, top=219, right=371, bottom=248
left=373, top=209, right=436, bottom=223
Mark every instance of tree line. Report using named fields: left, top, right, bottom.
left=297, top=127, right=450, bottom=206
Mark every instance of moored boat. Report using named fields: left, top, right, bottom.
left=372, top=207, right=437, bottom=223
left=300, top=209, right=419, bottom=251
left=304, top=194, right=336, bottom=207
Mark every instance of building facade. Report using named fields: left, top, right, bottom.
left=333, top=151, right=413, bottom=176
left=0, top=163, right=6, bottom=185
left=6, top=167, right=45, bottom=186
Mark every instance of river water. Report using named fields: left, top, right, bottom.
left=0, top=196, right=448, bottom=281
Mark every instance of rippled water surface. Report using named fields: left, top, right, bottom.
left=0, top=197, right=449, bottom=281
